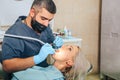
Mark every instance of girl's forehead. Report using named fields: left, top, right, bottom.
left=62, top=45, right=78, bottom=49
left=61, top=45, right=79, bottom=54
left=62, top=45, right=73, bottom=49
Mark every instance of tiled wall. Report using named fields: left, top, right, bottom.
left=54, top=0, right=100, bottom=73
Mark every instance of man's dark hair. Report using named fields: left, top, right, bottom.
left=31, top=0, right=56, bottom=14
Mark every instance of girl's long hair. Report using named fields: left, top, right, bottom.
left=63, top=48, right=91, bottom=80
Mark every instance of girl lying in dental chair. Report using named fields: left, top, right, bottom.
left=12, top=44, right=92, bottom=80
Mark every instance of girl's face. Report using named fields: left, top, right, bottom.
left=52, top=45, right=79, bottom=62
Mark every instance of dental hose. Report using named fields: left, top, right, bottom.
left=4, top=34, right=58, bottom=49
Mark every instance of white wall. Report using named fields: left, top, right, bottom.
left=54, top=0, right=100, bottom=73
left=0, top=0, right=33, bottom=26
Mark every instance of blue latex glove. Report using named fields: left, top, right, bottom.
left=53, top=36, right=64, bottom=48
left=33, top=43, right=55, bottom=64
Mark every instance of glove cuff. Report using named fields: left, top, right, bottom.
left=33, top=55, right=41, bottom=64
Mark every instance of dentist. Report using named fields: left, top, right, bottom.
left=1, top=0, right=63, bottom=79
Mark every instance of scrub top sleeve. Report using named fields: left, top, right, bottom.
left=2, top=37, right=24, bottom=61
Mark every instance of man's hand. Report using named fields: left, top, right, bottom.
left=53, top=36, right=63, bottom=48
left=34, top=43, right=55, bottom=64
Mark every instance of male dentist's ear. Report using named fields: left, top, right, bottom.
left=66, top=60, right=73, bottom=67
left=30, top=8, right=36, bottom=17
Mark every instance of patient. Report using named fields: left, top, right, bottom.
left=11, top=44, right=91, bottom=80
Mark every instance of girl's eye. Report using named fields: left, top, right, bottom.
left=68, top=47, right=72, bottom=51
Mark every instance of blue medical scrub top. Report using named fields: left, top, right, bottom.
left=1, top=16, right=55, bottom=67
left=12, top=66, right=64, bottom=80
